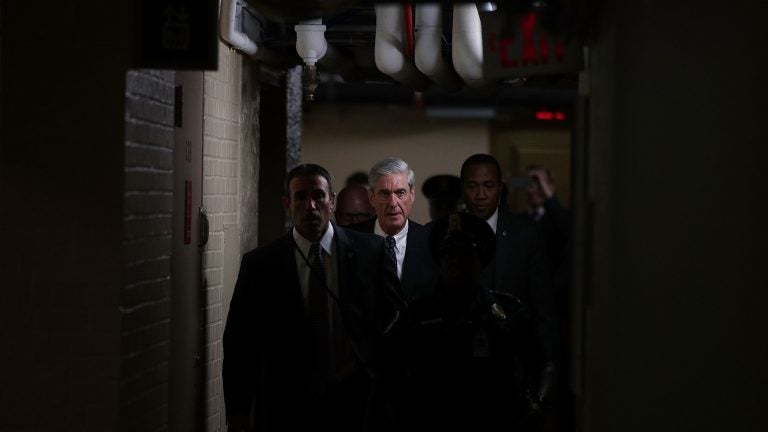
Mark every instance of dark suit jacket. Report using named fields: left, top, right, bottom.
left=348, top=218, right=438, bottom=302
left=484, top=210, right=560, bottom=364
left=222, top=224, right=401, bottom=430
left=536, top=196, right=570, bottom=273
left=533, top=197, right=571, bottom=334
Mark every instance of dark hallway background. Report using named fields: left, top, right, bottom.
left=1, top=1, right=767, bottom=431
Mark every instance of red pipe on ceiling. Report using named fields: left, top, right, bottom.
left=404, top=2, right=414, bottom=59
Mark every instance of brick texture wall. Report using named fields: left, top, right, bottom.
left=201, top=44, right=244, bottom=432
left=122, top=69, right=175, bottom=432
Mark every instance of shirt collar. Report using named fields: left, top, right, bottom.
left=374, top=218, right=409, bottom=240
left=485, top=207, right=499, bottom=233
left=292, top=222, right=335, bottom=258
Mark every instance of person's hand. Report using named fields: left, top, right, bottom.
left=529, top=169, right=554, bottom=199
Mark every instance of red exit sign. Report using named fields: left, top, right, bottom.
left=481, top=11, right=583, bottom=79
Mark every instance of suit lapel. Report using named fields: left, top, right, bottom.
left=277, top=232, right=305, bottom=317
left=333, top=223, right=356, bottom=302
left=364, top=218, right=376, bottom=233
left=493, top=210, right=511, bottom=292
left=400, top=219, right=418, bottom=295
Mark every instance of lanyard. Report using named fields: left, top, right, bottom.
left=291, top=236, right=341, bottom=305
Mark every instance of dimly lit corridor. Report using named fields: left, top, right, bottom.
left=1, top=1, right=767, bottom=431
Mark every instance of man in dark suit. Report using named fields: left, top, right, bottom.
left=525, top=164, right=573, bottom=432
left=386, top=212, right=552, bottom=430
left=349, top=158, right=438, bottom=302
left=223, top=164, right=401, bottom=432
left=334, top=184, right=375, bottom=227
left=525, top=165, right=570, bottom=280
left=460, top=154, right=559, bottom=409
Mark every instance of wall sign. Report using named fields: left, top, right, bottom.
left=135, top=0, right=218, bottom=70
left=481, top=11, right=583, bottom=79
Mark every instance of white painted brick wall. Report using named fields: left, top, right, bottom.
left=201, top=43, right=243, bottom=432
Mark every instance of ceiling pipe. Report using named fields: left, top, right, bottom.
left=415, top=4, right=463, bottom=92
left=220, top=0, right=258, bottom=55
left=374, top=3, right=431, bottom=90
left=220, top=0, right=280, bottom=65
left=404, top=3, right=415, bottom=59
left=452, top=3, right=493, bottom=88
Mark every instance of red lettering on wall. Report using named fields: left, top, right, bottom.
left=488, top=32, right=518, bottom=68
left=520, top=12, right=538, bottom=66
left=500, top=37, right=518, bottom=67
left=486, top=12, right=576, bottom=71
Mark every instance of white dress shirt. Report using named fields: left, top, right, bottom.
left=374, top=219, right=409, bottom=280
left=484, top=207, right=500, bottom=234
left=292, top=223, right=337, bottom=304
left=292, top=224, right=355, bottom=381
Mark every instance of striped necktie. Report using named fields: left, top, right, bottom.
left=385, top=235, right=397, bottom=268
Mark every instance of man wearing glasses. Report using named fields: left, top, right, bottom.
left=349, top=157, right=438, bottom=302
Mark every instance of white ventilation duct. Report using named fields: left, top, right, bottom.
left=375, top=4, right=431, bottom=90
left=452, top=3, right=491, bottom=88
left=220, top=0, right=281, bottom=66
left=220, top=0, right=258, bottom=56
left=415, top=4, right=463, bottom=92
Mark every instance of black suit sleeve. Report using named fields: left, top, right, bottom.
left=542, top=196, right=571, bottom=262
left=222, top=252, right=262, bottom=421
left=527, top=222, right=561, bottom=366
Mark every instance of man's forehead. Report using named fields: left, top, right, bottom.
left=374, top=172, right=410, bottom=189
left=466, top=163, right=498, bottom=179
left=289, top=175, right=329, bottom=191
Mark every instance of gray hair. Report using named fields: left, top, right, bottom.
left=369, top=157, right=415, bottom=190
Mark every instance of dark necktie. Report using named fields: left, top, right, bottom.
left=385, top=235, right=397, bottom=268
left=308, top=243, right=329, bottom=395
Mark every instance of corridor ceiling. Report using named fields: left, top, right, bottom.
left=240, top=1, right=591, bottom=112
